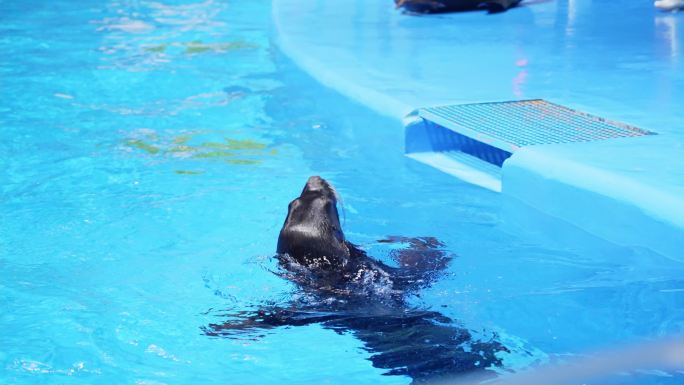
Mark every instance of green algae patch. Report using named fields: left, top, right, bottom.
left=185, top=43, right=212, bottom=54
left=225, top=159, right=261, bottom=165
left=168, top=145, right=197, bottom=153
left=184, top=41, right=257, bottom=55
left=192, top=150, right=236, bottom=159
left=175, top=170, right=204, bottom=175
left=201, top=141, right=231, bottom=149
left=225, top=139, right=266, bottom=150
left=124, top=132, right=273, bottom=168
left=126, top=139, right=160, bottom=154
left=200, top=139, right=266, bottom=151
left=142, top=41, right=257, bottom=56
left=144, top=44, right=167, bottom=53
left=173, top=134, right=193, bottom=144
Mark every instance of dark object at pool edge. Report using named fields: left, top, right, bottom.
left=396, top=0, right=522, bottom=14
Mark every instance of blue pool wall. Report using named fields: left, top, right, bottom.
left=405, top=118, right=512, bottom=167
left=273, top=0, right=684, bottom=261
left=504, top=135, right=684, bottom=261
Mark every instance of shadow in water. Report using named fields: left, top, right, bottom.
left=202, top=237, right=509, bottom=383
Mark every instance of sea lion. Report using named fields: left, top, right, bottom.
left=276, top=176, right=406, bottom=295
left=655, top=0, right=684, bottom=11
left=276, top=175, right=351, bottom=270
left=395, top=0, right=522, bottom=14
left=276, top=176, right=451, bottom=297
left=204, top=176, right=508, bottom=382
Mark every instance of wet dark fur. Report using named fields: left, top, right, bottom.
left=395, top=0, right=521, bottom=14
left=276, top=176, right=413, bottom=294
left=276, top=176, right=354, bottom=273
left=204, top=176, right=508, bottom=383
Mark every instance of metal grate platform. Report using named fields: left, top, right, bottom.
left=419, top=99, right=656, bottom=153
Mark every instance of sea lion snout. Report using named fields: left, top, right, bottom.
left=301, top=175, right=337, bottom=199
left=277, top=176, right=348, bottom=267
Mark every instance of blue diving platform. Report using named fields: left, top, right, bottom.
left=405, top=100, right=656, bottom=192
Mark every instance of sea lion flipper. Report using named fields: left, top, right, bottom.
left=378, top=236, right=450, bottom=269
left=377, top=236, right=452, bottom=290
left=202, top=304, right=347, bottom=339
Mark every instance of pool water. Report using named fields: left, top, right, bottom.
left=2, top=0, right=684, bottom=384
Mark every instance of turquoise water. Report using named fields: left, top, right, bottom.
left=2, top=1, right=684, bottom=384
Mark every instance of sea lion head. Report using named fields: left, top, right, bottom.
left=276, top=176, right=349, bottom=269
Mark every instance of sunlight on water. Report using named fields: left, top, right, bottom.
left=2, top=0, right=684, bottom=384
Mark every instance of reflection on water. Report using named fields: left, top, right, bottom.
left=203, top=237, right=519, bottom=383
left=95, top=0, right=262, bottom=73
left=2, top=0, right=684, bottom=384
left=444, top=336, right=684, bottom=385
left=656, top=15, right=680, bottom=64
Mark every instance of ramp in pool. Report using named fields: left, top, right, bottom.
left=405, top=99, right=656, bottom=192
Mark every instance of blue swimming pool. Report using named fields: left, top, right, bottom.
left=2, top=1, right=684, bottom=384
